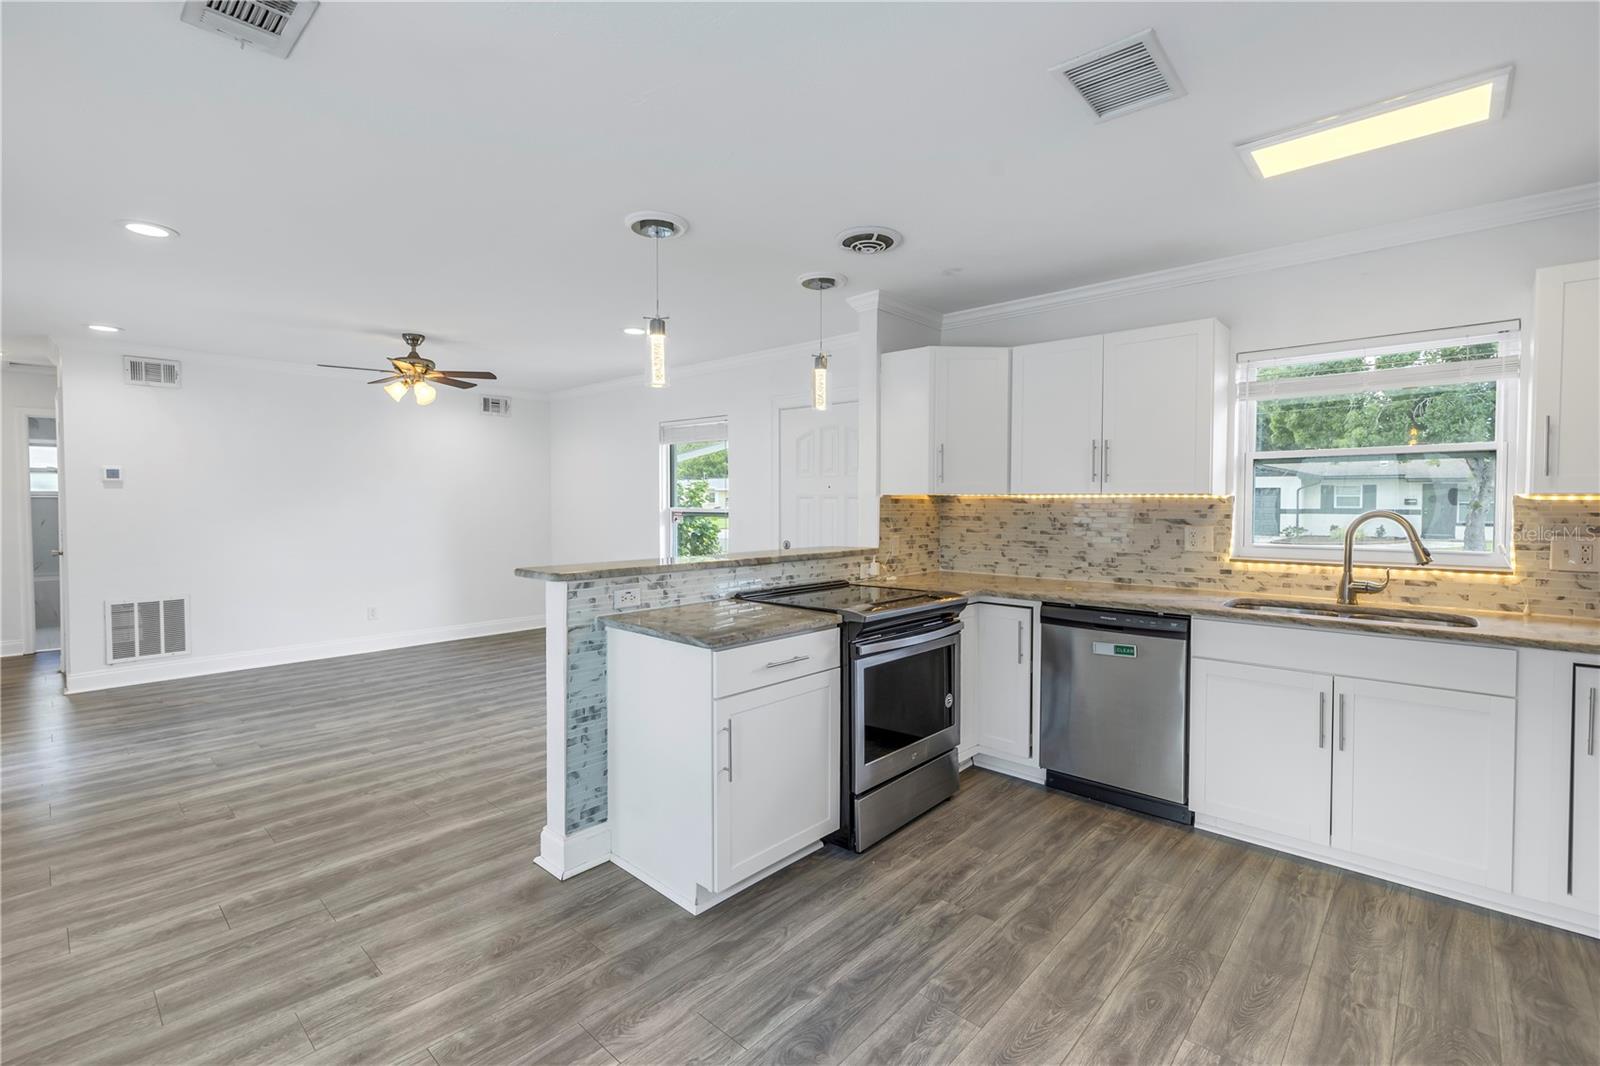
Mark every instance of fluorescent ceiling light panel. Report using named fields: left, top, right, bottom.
left=1239, top=67, right=1511, bottom=179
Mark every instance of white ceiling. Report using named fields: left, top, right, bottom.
left=4, top=2, right=1596, bottom=391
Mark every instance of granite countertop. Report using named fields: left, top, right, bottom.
left=874, top=571, right=1600, bottom=654
left=515, top=546, right=873, bottom=582
left=600, top=598, right=839, bottom=650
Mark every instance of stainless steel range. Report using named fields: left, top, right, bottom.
left=738, top=582, right=967, bottom=851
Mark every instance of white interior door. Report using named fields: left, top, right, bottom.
left=779, top=402, right=859, bottom=550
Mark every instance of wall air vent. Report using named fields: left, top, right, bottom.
left=480, top=395, right=511, bottom=416
left=106, top=598, right=189, bottom=664
left=123, top=357, right=181, bottom=388
left=179, top=0, right=319, bottom=59
left=1050, top=29, right=1186, bottom=122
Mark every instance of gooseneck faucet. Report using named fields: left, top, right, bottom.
left=1337, top=510, right=1433, bottom=605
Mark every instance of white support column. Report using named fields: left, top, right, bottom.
left=847, top=291, right=943, bottom=548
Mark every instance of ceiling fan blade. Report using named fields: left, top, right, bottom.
left=428, top=376, right=476, bottom=389
left=368, top=375, right=403, bottom=384
left=430, top=370, right=497, bottom=379
left=318, top=364, right=389, bottom=372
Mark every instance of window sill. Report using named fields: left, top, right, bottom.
left=1228, top=547, right=1513, bottom=575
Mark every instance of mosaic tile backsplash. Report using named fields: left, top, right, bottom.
left=880, top=495, right=1599, bottom=619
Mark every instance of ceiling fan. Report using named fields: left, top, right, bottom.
left=318, top=333, right=497, bottom=406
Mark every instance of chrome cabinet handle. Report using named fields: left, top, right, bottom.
left=1338, top=693, right=1347, bottom=751
left=1017, top=620, right=1024, bottom=664
left=1102, top=440, right=1110, bottom=482
left=764, top=654, right=810, bottom=669
left=722, top=723, right=734, bottom=781
left=1546, top=415, right=1554, bottom=477
left=1318, top=692, right=1326, bottom=749
left=1091, top=439, right=1098, bottom=482
left=1588, top=687, right=1596, bottom=757
left=937, top=443, right=945, bottom=484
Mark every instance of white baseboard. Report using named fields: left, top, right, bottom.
left=63, top=615, right=544, bottom=693
left=613, top=842, right=821, bottom=916
left=972, top=751, right=1047, bottom=784
left=534, top=822, right=612, bottom=881
left=1198, top=814, right=1600, bottom=939
left=0, top=639, right=25, bottom=658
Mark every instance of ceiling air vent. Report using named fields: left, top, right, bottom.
left=106, top=598, right=189, bottom=664
left=837, top=228, right=902, bottom=256
left=480, top=395, right=512, bottom=417
left=124, top=357, right=181, bottom=388
left=1050, top=29, right=1186, bottom=122
left=180, top=0, right=319, bottom=59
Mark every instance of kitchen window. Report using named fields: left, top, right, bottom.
left=1235, top=321, right=1520, bottom=569
left=661, top=417, right=729, bottom=560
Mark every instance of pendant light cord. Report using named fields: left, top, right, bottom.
left=654, top=236, right=662, bottom=318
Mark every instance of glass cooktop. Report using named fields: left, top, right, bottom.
left=740, top=582, right=963, bottom=620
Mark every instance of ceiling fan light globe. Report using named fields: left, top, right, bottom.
left=413, top=380, right=438, bottom=406
left=384, top=380, right=410, bottom=402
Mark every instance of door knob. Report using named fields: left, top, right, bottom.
left=49, top=549, right=63, bottom=556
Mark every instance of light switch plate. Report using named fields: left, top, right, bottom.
left=1184, top=527, right=1214, bottom=553
left=613, top=587, right=642, bottom=610
left=1550, top=534, right=1599, bottom=573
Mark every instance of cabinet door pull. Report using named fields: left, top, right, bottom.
left=1545, top=415, right=1554, bottom=477
left=1588, top=687, right=1597, bottom=757
left=1318, top=692, right=1326, bottom=749
left=1017, top=620, right=1025, bottom=664
left=1338, top=693, right=1347, bottom=751
left=1091, top=439, right=1098, bottom=482
left=763, top=654, right=810, bottom=669
left=1102, top=440, right=1110, bottom=482
left=937, top=443, right=945, bottom=484
left=722, top=722, right=734, bottom=781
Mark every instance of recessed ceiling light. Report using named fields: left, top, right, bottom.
left=88, top=323, right=122, bottom=333
left=121, top=220, right=179, bottom=239
left=1238, top=66, right=1512, bottom=179
left=622, top=326, right=646, bottom=335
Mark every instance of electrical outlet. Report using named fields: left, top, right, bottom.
left=366, top=606, right=378, bottom=622
left=1550, top=534, right=1599, bottom=573
left=1184, top=527, right=1214, bottom=553
left=613, top=587, right=642, bottom=610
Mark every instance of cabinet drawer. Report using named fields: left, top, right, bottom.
left=714, top=629, right=839, bottom=698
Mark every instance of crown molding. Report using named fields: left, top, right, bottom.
left=550, top=331, right=860, bottom=398
left=942, top=182, right=1600, bottom=332
left=846, top=290, right=943, bottom=331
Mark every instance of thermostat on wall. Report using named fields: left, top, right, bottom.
left=102, top=466, right=122, bottom=483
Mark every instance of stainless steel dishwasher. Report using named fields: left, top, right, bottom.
left=1038, top=605, right=1192, bottom=824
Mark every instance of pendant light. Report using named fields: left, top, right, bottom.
left=627, top=212, right=688, bottom=388
left=799, top=273, right=844, bottom=410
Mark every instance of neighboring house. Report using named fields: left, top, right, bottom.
left=1253, top=456, right=1494, bottom=546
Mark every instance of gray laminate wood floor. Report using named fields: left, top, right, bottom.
left=3, top=633, right=1597, bottom=1066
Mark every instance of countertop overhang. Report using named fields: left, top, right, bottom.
left=599, top=598, right=839, bottom=650
left=515, top=546, right=873, bottom=582
left=876, top=571, right=1600, bottom=654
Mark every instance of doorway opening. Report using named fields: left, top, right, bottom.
left=26, top=415, right=61, bottom=652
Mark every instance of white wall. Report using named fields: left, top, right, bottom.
left=547, top=336, right=859, bottom=563
left=941, top=211, right=1600, bottom=353
left=57, top=345, right=551, bottom=690
left=2, top=364, right=59, bottom=656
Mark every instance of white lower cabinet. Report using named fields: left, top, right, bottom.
left=966, top=602, right=1034, bottom=764
left=608, top=627, right=840, bottom=914
left=713, top=670, right=840, bottom=891
left=1331, top=676, right=1515, bottom=891
left=1190, top=659, right=1332, bottom=846
left=1571, top=666, right=1600, bottom=914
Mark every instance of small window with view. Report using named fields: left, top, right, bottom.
left=1236, top=323, right=1519, bottom=568
left=661, top=418, right=729, bottom=560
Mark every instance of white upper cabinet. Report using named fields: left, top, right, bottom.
left=1002, top=319, right=1229, bottom=496
left=880, top=347, right=1010, bottom=494
left=1100, top=319, right=1231, bottom=494
left=1010, top=336, right=1104, bottom=494
left=1529, top=260, right=1599, bottom=493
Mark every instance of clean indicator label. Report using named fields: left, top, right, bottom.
left=1092, top=641, right=1137, bottom=658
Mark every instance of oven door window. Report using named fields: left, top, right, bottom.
left=858, top=639, right=956, bottom=766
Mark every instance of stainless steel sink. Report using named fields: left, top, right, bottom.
left=1222, top=598, right=1480, bottom=629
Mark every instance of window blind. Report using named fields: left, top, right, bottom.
left=659, top=417, right=729, bottom=446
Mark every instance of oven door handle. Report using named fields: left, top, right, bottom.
left=852, top=621, right=963, bottom=658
